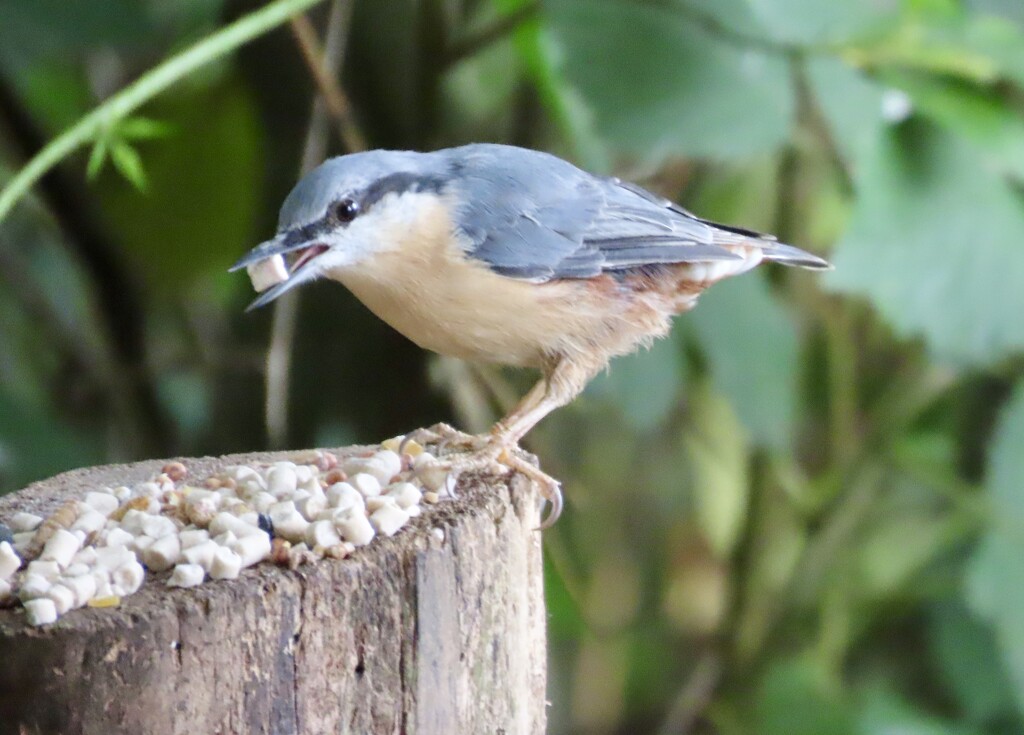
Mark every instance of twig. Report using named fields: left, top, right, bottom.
left=443, top=2, right=540, bottom=67
left=266, top=0, right=357, bottom=448
left=0, top=0, right=329, bottom=222
left=289, top=9, right=367, bottom=153
left=656, top=652, right=724, bottom=735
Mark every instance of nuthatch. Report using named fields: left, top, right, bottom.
left=232, top=144, right=829, bottom=522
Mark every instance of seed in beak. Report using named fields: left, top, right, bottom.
left=246, top=254, right=289, bottom=293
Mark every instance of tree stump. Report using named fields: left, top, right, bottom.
left=0, top=446, right=547, bottom=735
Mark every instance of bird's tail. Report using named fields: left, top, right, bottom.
left=759, top=241, right=833, bottom=270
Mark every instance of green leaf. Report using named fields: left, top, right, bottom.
left=682, top=384, right=749, bottom=557
left=689, top=272, right=800, bottom=450
left=117, top=116, right=175, bottom=140
left=965, top=380, right=1024, bottom=716
left=857, top=688, right=983, bottom=735
left=885, top=70, right=1024, bottom=180
left=807, top=57, right=887, bottom=166
left=826, top=121, right=1024, bottom=364
left=744, top=0, right=900, bottom=45
left=587, top=332, right=685, bottom=433
left=85, top=137, right=109, bottom=181
left=753, top=656, right=854, bottom=735
left=928, top=601, right=1017, bottom=724
left=110, top=140, right=147, bottom=191
left=845, top=13, right=1024, bottom=86
left=544, top=0, right=794, bottom=161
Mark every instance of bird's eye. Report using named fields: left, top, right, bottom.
left=332, top=198, right=360, bottom=223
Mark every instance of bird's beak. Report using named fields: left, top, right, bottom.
left=230, top=229, right=330, bottom=312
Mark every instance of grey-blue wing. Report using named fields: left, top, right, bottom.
left=446, top=145, right=748, bottom=281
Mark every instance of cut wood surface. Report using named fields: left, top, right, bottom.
left=0, top=446, right=547, bottom=735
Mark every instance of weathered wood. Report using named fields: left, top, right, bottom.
left=0, top=447, right=547, bottom=735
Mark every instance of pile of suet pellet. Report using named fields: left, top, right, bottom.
left=0, top=437, right=456, bottom=626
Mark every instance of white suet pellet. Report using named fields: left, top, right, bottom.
left=24, top=597, right=58, bottom=626
left=334, top=508, right=375, bottom=547
left=40, top=529, right=81, bottom=568
left=373, top=451, right=402, bottom=480
left=227, top=466, right=266, bottom=493
left=182, top=539, right=218, bottom=571
left=209, top=547, right=242, bottom=580
left=84, top=492, right=120, bottom=516
left=8, top=512, right=44, bottom=533
left=370, top=504, right=411, bottom=537
left=326, top=482, right=364, bottom=511
left=142, top=534, right=181, bottom=572
left=430, top=527, right=445, bottom=543
left=179, top=528, right=210, bottom=549
left=71, top=546, right=98, bottom=566
left=93, top=573, right=114, bottom=600
left=412, top=453, right=452, bottom=493
left=64, top=563, right=89, bottom=577
left=251, top=492, right=277, bottom=513
left=63, top=573, right=97, bottom=607
left=364, top=496, right=390, bottom=513
left=306, top=520, right=342, bottom=549
left=212, top=531, right=238, bottom=548
left=101, top=527, right=135, bottom=549
left=269, top=503, right=309, bottom=543
left=239, top=512, right=260, bottom=528
left=296, top=494, right=326, bottom=521
left=350, top=473, right=382, bottom=498
left=230, top=533, right=271, bottom=568
left=384, top=482, right=422, bottom=510
left=135, top=481, right=163, bottom=498
left=140, top=514, right=178, bottom=539
left=0, top=541, right=21, bottom=579
left=247, top=253, right=289, bottom=293
left=46, top=584, right=76, bottom=615
left=94, top=545, right=136, bottom=572
left=167, top=563, right=205, bottom=588
left=12, top=531, right=35, bottom=553
left=344, top=455, right=396, bottom=485
left=17, top=574, right=52, bottom=601
left=267, top=464, right=298, bottom=497
left=111, top=560, right=145, bottom=595
left=209, top=512, right=260, bottom=539
left=112, top=486, right=132, bottom=501
left=293, top=464, right=314, bottom=484
left=118, top=509, right=150, bottom=536
left=71, top=509, right=107, bottom=535
left=26, top=560, right=61, bottom=581
left=131, top=535, right=155, bottom=553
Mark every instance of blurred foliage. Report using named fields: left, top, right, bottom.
left=2, top=0, right=1024, bottom=733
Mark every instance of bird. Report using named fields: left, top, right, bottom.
left=231, top=143, right=830, bottom=524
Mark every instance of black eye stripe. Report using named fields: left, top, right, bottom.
left=360, top=172, right=446, bottom=210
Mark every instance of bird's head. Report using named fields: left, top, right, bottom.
left=231, top=150, right=446, bottom=310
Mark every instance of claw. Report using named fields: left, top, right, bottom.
left=406, top=427, right=565, bottom=529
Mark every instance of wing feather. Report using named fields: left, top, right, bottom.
left=446, top=144, right=828, bottom=281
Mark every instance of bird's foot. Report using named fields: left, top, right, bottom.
left=409, top=424, right=563, bottom=528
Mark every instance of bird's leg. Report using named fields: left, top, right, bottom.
left=435, top=356, right=601, bottom=526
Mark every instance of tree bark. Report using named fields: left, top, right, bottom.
left=0, top=447, right=547, bottom=735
